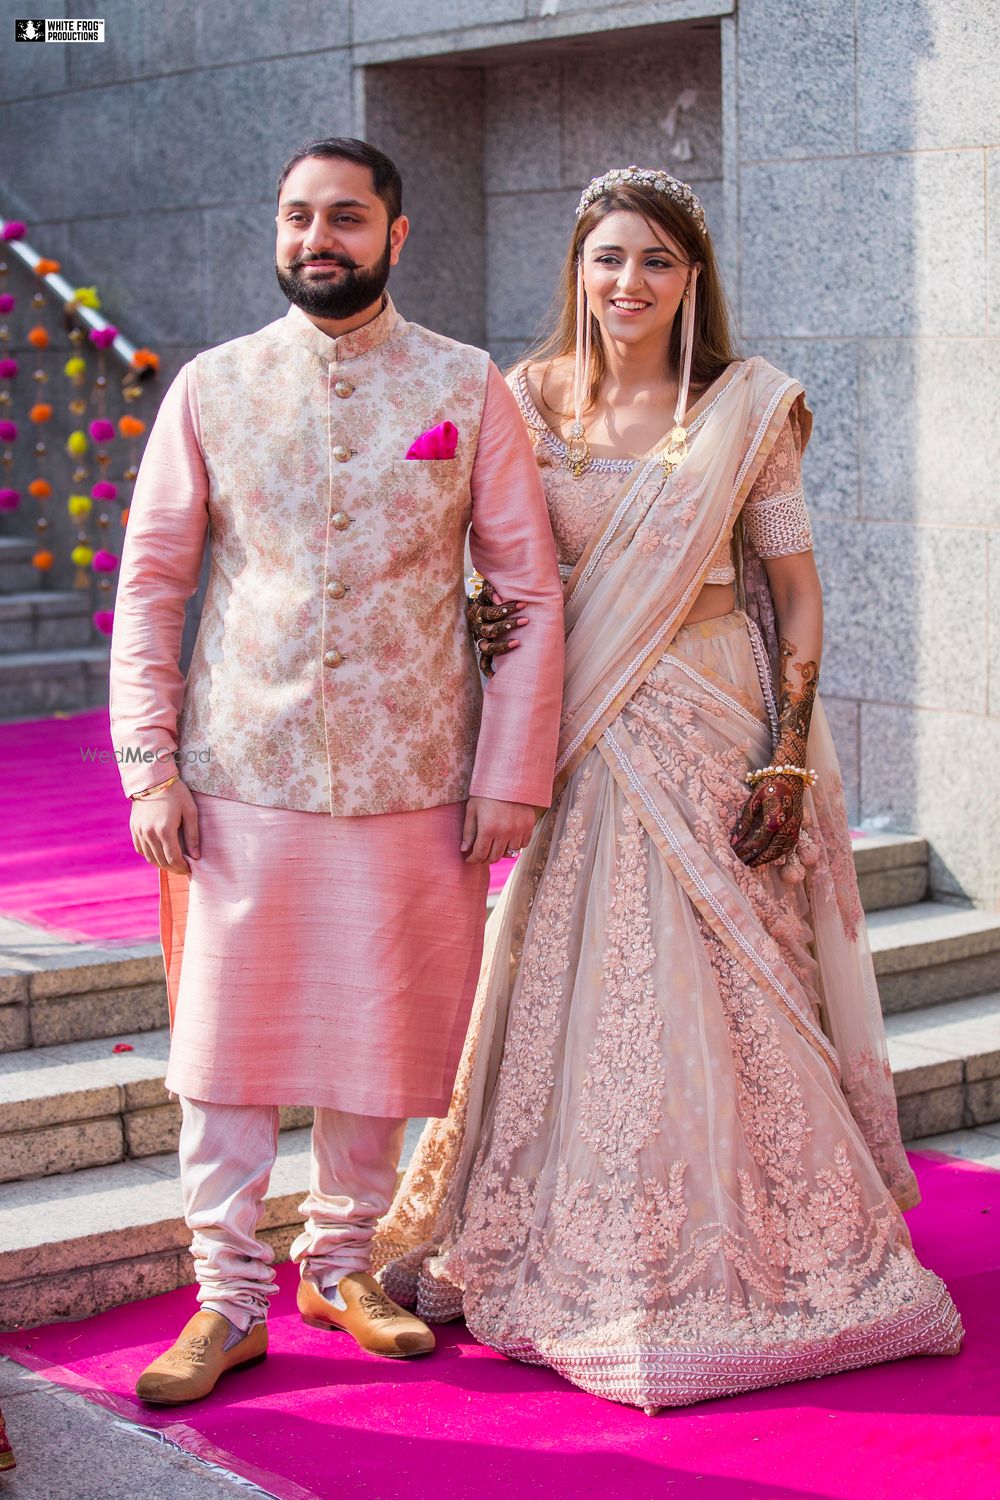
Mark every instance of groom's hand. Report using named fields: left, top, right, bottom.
left=130, top=779, right=201, bottom=875
left=461, top=796, right=535, bottom=865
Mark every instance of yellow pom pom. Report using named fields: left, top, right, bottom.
left=71, top=544, right=94, bottom=567
left=73, top=287, right=101, bottom=310
left=68, top=494, right=92, bottom=519
left=67, top=430, right=89, bottom=458
left=64, top=356, right=87, bottom=379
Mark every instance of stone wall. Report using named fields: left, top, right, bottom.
left=1, top=0, right=996, bottom=904
left=733, top=0, right=999, bottom=905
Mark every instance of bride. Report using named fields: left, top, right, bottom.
left=374, top=166, right=962, bottom=1411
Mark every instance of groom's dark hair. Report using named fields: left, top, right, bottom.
left=276, top=137, right=403, bottom=223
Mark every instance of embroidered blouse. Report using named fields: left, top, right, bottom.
left=509, top=362, right=813, bottom=580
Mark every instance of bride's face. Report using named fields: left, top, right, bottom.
left=581, top=209, right=690, bottom=351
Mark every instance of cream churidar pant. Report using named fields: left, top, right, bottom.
left=180, top=1097, right=406, bottom=1328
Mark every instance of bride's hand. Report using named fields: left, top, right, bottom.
left=466, top=578, right=529, bottom=678
left=729, top=774, right=804, bottom=868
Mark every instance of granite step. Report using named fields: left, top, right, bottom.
left=0, top=917, right=165, bottom=1054
left=0, top=1027, right=312, bottom=1184
left=0, top=590, right=93, bottom=653
left=868, top=902, right=1000, bottom=1014
left=0, top=538, right=37, bottom=594
left=0, top=1119, right=426, bottom=1331
left=0, top=645, right=110, bottom=719
left=885, top=991, right=1000, bottom=1141
left=852, top=831, right=928, bottom=911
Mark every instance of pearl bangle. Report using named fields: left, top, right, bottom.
left=745, top=763, right=818, bottom=789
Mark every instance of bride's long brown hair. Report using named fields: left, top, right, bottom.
left=524, top=181, right=740, bottom=413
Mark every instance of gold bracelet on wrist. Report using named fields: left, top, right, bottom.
left=745, top=763, right=818, bottom=789
left=131, top=773, right=180, bottom=801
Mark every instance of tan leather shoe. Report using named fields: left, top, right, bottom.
left=298, top=1272, right=435, bottom=1358
left=135, top=1310, right=267, bottom=1405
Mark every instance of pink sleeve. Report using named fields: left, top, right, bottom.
left=742, top=402, right=814, bottom=558
left=467, top=361, right=565, bottom=808
left=109, top=362, right=210, bottom=796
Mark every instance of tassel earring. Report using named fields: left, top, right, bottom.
left=567, top=257, right=593, bottom=479
left=659, top=264, right=700, bottom=480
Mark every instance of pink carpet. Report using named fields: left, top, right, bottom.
left=1, top=1152, right=997, bottom=1500
left=0, top=708, right=158, bottom=944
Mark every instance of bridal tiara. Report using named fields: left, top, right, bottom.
left=575, top=165, right=708, bottom=237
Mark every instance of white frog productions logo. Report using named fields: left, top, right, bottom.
left=15, top=17, right=105, bottom=42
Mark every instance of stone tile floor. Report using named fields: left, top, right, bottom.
left=0, top=1358, right=262, bottom=1498
left=2, top=1121, right=998, bottom=1499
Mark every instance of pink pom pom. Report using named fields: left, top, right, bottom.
left=0, top=421, right=17, bottom=442
left=0, top=295, right=14, bottom=314
left=88, top=418, right=115, bottom=442
left=89, top=326, right=118, bottom=349
left=0, top=359, right=18, bottom=379
left=92, top=549, right=119, bottom=573
left=1, top=222, right=26, bottom=241
left=91, top=480, right=117, bottom=501
left=93, top=609, right=116, bottom=635
left=0, top=488, right=20, bottom=511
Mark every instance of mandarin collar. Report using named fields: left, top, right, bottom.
left=283, top=294, right=401, bottom=364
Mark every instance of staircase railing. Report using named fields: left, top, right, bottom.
left=1, top=218, right=147, bottom=376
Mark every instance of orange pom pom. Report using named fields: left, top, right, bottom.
left=120, top=506, right=130, bottom=526
left=132, top=348, right=160, bottom=372
left=29, top=403, right=53, bottom=423
left=32, top=549, right=54, bottom=571
left=35, top=258, right=61, bottom=277
left=118, top=415, right=146, bottom=438
left=28, top=478, right=52, bottom=498
left=27, top=326, right=50, bottom=349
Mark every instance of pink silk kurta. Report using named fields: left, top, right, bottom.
left=160, top=796, right=489, bottom=1116
left=111, top=304, right=565, bottom=1116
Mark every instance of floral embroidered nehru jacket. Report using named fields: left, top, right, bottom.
left=109, top=297, right=565, bottom=815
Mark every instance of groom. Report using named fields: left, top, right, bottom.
left=109, top=137, right=564, bottom=1403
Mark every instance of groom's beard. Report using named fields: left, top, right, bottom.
left=275, top=235, right=392, bottom=320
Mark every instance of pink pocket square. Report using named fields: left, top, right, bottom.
left=405, top=421, right=458, bottom=460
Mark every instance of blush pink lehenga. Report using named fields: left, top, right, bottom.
left=374, top=357, right=962, bottom=1410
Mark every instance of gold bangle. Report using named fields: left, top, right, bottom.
left=745, top=764, right=818, bottom=789
left=131, top=773, right=180, bottom=800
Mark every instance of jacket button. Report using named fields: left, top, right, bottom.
left=333, top=379, right=354, bottom=399
left=332, top=444, right=351, bottom=463
left=327, top=580, right=347, bottom=599
left=331, top=511, right=351, bottom=530
left=323, top=649, right=344, bottom=668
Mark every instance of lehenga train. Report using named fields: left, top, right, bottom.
left=373, top=357, right=962, bottom=1409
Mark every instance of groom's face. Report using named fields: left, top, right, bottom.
left=275, top=156, right=408, bottom=321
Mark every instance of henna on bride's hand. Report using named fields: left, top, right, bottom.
left=730, top=775, right=804, bottom=868
left=729, top=636, right=816, bottom=867
left=774, top=636, right=819, bottom=769
left=467, top=578, right=529, bottom=677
